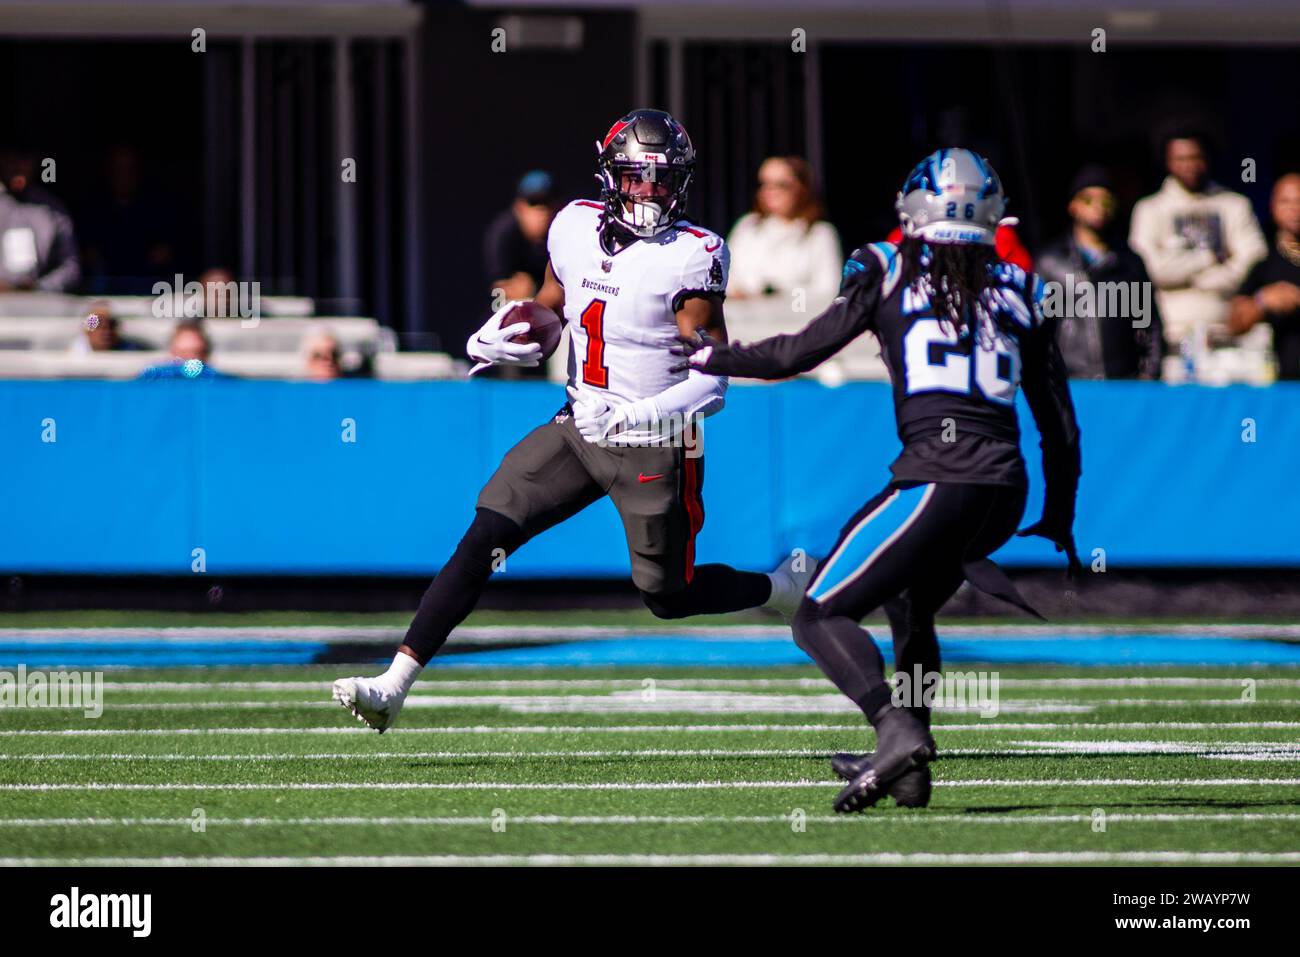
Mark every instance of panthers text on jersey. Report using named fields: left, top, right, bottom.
left=547, top=199, right=728, bottom=443
left=695, top=240, right=1081, bottom=496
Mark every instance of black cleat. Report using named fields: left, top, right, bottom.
left=832, top=707, right=935, bottom=813
left=831, top=752, right=932, bottom=808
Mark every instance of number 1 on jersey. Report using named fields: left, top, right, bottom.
left=580, top=298, right=609, bottom=388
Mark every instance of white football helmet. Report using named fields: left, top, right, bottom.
left=895, top=148, right=1006, bottom=245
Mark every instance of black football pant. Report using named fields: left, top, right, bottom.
left=792, top=481, right=1026, bottom=724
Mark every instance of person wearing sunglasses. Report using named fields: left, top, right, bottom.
left=726, top=156, right=842, bottom=316
left=1036, top=166, right=1164, bottom=379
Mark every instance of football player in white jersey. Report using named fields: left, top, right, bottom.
left=333, top=109, right=812, bottom=731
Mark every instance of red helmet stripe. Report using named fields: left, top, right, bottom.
left=602, top=118, right=632, bottom=149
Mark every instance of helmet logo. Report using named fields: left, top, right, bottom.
left=602, top=118, right=633, bottom=149
left=639, top=153, right=667, bottom=168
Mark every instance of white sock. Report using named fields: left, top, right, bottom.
left=381, top=652, right=423, bottom=697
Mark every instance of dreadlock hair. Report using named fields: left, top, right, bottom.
left=898, top=236, right=1003, bottom=342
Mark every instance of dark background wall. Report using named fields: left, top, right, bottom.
left=4, top=22, right=1300, bottom=355
left=418, top=6, right=637, bottom=352
left=0, top=39, right=208, bottom=286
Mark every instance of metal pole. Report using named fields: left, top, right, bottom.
left=335, top=36, right=360, bottom=311
left=803, top=39, right=825, bottom=193
left=402, top=30, right=425, bottom=349
left=667, top=37, right=684, bottom=119
left=240, top=36, right=256, bottom=282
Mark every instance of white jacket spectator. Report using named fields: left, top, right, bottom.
left=1129, top=146, right=1267, bottom=350
left=727, top=157, right=842, bottom=317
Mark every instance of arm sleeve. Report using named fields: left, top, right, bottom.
left=635, top=370, right=729, bottom=426
left=698, top=249, right=884, bottom=379
left=35, top=210, right=82, bottom=293
left=1020, top=300, right=1083, bottom=526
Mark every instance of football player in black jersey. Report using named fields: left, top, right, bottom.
left=674, top=148, right=1082, bottom=812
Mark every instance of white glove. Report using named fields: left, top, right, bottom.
left=466, top=300, right=543, bottom=376
left=566, top=386, right=656, bottom=445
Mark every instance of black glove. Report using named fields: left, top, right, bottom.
left=669, top=330, right=730, bottom=375
left=1017, top=514, right=1083, bottom=580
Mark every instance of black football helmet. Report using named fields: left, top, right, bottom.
left=596, top=109, right=695, bottom=239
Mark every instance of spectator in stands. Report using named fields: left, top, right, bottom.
left=303, top=328, right=343, bottom=382
left=1, top=147, right=72, bottom=217
left=484, top=170, right=556, bottom=303
left=138, top=320, right=226, bottom=379
left=1037, top=166, right=1163, bottom=379
left=1228, top=173, right=1300, bottom=380
left=0, top=148, right=81, bottom=293
left=727, top=157, right=842, bottom=315
left=70, top=302, right=147, bottom=353
left=81, top=144, right=179, bottom=294
left=1129, top=129, right=1267, bottom=362
left=197, top=267, right=239, bottom=317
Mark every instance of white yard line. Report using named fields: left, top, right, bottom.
left=90, top=676, right=1300, bottom=691
left=1, top=720, right=1298, bottom=737
left=5, top=743, right=1299, bottom=761
left=70, top=690, right=1300, bottom=714
left=3, top=851, right=1299, bottom=866
left=1010, top=740, right=1300, bottom=754
left=2, top=778, right=1298, bottom=792
left=7, top=622, right=1300, bottom=640
left=0, top=748, right=827, bottom=760
left=92, top=694, right=1098, bottom=715
left=1, top=812, right=1297, bottom=828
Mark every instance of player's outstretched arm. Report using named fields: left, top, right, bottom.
left=672, top=292, right=875, bottom=379
left=1018, top=315, right=1084, bottom=576
left=672, top=255, right=882, bottom=379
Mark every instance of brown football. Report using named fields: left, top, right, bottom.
left=506, top=301, right=564, bottom=360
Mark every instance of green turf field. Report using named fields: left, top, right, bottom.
left=2, top=659, right=1298, bottom=866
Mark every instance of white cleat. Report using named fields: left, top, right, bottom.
left=765, top=553, right=820, bottom=621
left=332, top=675, right=405, bottom=733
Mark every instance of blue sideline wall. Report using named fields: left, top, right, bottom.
left=3, top=379, right=1296, bottom=575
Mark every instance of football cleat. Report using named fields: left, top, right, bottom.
left=765, top=553, right=819, bottom=621
left=331, top=675, right=405, bottom=733
left=832, top=707, right=935, bottom=813
left=831, top=751, right=933, bottom=808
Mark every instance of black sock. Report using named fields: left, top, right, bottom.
left=885, top=595, right=939, bottom=730
left=640, top=564, right=771, bottom=619
left=792, top=600, right=892, bottom=721
left=401, top=508, right=525, bottom=664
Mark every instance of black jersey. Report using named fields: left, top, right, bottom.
left=698, top=241, right=1081, bottom=522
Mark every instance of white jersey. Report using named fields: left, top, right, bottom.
left=547, top=199, right=729, bottom=443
